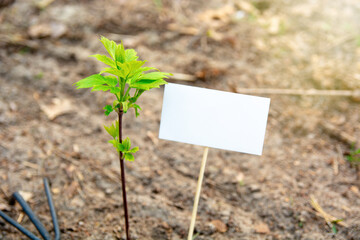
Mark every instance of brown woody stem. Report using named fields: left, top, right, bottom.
left=118, top=110, right=130, bottom=240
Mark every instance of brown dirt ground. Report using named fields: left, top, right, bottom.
left=0, top=0, right=360, bottom=239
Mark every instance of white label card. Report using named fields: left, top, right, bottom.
left=159, top=84, right=270, bottom=155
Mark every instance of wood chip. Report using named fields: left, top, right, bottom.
left=17, top=212, right=24, bottom=223
left=146, top=131, right=159, bottom=145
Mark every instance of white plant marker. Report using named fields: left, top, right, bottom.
left=159, top=83, right=270, bottom=239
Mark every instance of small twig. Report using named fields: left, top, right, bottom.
left=53, top=148, right=80, bottom=166
left=333, top=156, right=339, bottom=176
left=310, top=195, right=347, bottom=227
left=22, top=161, right=40, bottom=170
left=321, top=122, right=357, bottom=146
left=336, top=145, right=346, bottom=166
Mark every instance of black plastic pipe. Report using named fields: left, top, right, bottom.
left=43, top=178, right=60, bottom=240
left=12, top=192, right=51, bottom=240
left=0, top=210, right=41, bottom=240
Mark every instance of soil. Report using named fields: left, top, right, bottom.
left=0, top=0, right=360, bottom=239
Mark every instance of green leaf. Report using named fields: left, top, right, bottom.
left=100, top=67, right=124, bottom=78
left=109, top=87, right=121, bottom=94
left=125, top=49, right=138, bottom=62
left=115, top=41, right=126, bottom=63
left=91, top=85, right=111, bottom=92
left=91, top=54, right=116, bottom=68
left=331, top=219, right=343, bottom=224
left=113, top=100, right=120, bottom=108
left=130, top=103, right=141, bottom=117
left=104, top=121, right=119, bottom=139
left=74, top=74, right=107, bottom=89
left=117, top=61, right=146, bottom=79
left=104, top=105, right=113, bottom=116
left=130, top=79, right=167, bottom=90
left=138, top=67, right=158, bottom=72
left=122, top=101, right=129, bottom=113
left=109, top=139, right=125, bottom=152
left=331, top=224, right=337, bottom=234
left=104, top=76, right=118, bottom=87
left=140, top=71, right=172, bottom=80
left=122, top=137, right=131, bottom=151
left=124, top=153, right=134, bottom=161
left=100, top=36, right=117, bottom=60
left=128, top=146, right=139, bottom=153
left=108, top=139, right=118, bottom=148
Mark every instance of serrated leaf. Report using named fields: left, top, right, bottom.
left=104, top=121, right=118, bottom=139
left=138, top=67, right=158, bottom=73
left=130, top=103, right=141, bottom=117
left=113, top=100, right=120, bottom=108
left=109, top=87, right=121, bottom=94
left=125, top=49, right=138, bottom=62
left=91, top=54, right=116, bottom=68
left=100, top=67, right=124, bottom=78
left=104, top=105, right=113, bottom=116
left=100, top=36, right=117, bottom=60
left=104, top=76, right=118, bottom=87
left=130, top=79, right=167, bottom=90
left=74, top=74, right=107, bottom=89
left=124, top=153, right=134, bottom=161
left=109, top=139, right=125, bottom=152
left=128, top=146, right=139, bottom=153
left=117, top=61, right=146, bottom=79
left=132, top=104, right=141, bottom=110
left=140, top=71, right=172, bottom=80
left=127, top=71, right=143, bottom=85
left=91, top=85, right=112, bottom=92
left=108, top=139, right=118, bottom=148
left=122, top=137, right=131, bottom=151
left=115, top=41, right=126, bottom=63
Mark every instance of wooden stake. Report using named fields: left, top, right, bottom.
left=187, top=147, right=209, bottom=240
left=234, top=88, right=360, bottom=97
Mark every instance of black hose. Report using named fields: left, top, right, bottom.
left=43, top=178, right=60, bottom=240
left=12, top=192, right=51, bottom=240
left=0, top=210, right=41, bottom=240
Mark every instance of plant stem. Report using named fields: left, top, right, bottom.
left=118, top=110, right=130, bottom=240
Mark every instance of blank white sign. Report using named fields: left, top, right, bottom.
left=159, top=84, right=270, bottom=155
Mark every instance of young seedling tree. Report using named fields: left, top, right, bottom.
left=74, top=36, right=171, bottom=239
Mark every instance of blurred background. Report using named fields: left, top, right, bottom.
left=0, top=0, right=359, bottom=239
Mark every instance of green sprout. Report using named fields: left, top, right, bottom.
left=346, top=146, right=360, bottom=166
left=74, top=36, right=171, bottom=160
left=74, top=36, right=171, bottom=239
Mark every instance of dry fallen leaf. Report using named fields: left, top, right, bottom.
left=39, top=98, right=73, bottom=120
left=28, top=22, right=67, bottom=39
left=255, top=222, right=270, bottom=234
left=350, top=186, right=360, bottom=197
left=18, top=191, right=33, bottom=202
left=0, top=202, right=10, bottom=211
left=210, top=219, right=228, bottom=233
